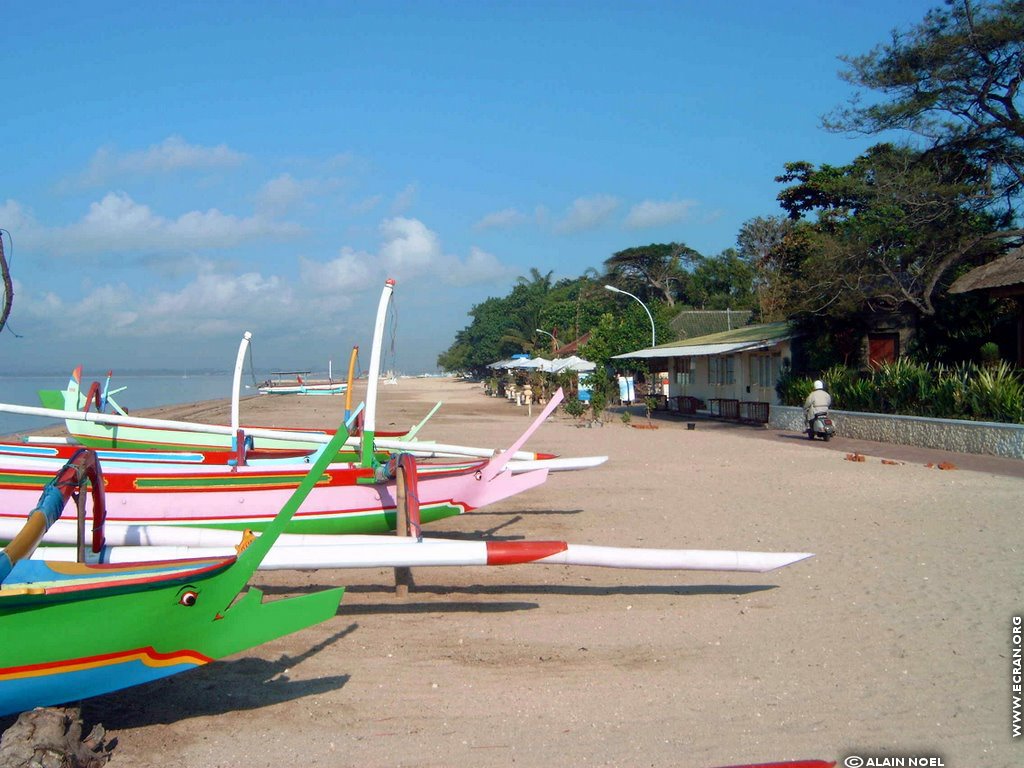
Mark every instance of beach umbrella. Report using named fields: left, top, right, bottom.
left=550, top=356, right=595, bottom=373
left=515, top=357, right=553, bottom=371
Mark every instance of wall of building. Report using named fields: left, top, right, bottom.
left=770, top=405, right=1024, bottom=459
left=663, top=341, right=790, bottom=406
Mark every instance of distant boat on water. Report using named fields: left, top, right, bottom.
left=258, top=369, right=345, bottom=395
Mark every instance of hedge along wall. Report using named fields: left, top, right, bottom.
left=770, top=406, right=1024, bottom=460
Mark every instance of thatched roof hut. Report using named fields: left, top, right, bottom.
left=949, top=246, right=1024, bottom=297
left=948, top=246, right=1024, bottom=364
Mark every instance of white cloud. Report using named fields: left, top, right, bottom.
left=62, top=136, right=247, bottom=189
left=0, top=200, right=43, bottom=244
left=253, top=173, right=343, bottom=217
left=39, top=192, right=303, bottom=254
left=625, top=199, right=697, bottom=229
left=10, top=208, right=513, bottom=354
left=443, top=246, right=517, bottom=286
left=297, top=217, right=515, bottom=291
left=17, top=261, right=297, bottom=338
left=351, top=194, right=383, bottom=215
left=554, top=195, right=620, bottom=234
left=474, top=208, right=527, bottom=231
left=144, top=266, right=290, bottom=334
left=255, top=174, right=307, bottom=216
left=378, top=217, right=442, bottom=273
left=299, top=248, right=377, bottom=294
left=391, top=184, right=417, bottom=214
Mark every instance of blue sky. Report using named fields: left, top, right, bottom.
left=0, top=1, right=938, bottom=375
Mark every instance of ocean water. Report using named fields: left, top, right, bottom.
left=0, top=372, right=252, bottom=437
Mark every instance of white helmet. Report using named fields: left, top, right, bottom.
left=813, top=380, right=824, bottom=390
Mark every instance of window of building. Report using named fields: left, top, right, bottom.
left=749, top=354, right=778, bottom=387
left=708, top=355, right=734, bottom=385
left=675, top=357, right=694, bottom=385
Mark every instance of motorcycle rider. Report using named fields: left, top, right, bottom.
left=803, top=379, right=832, bottom=427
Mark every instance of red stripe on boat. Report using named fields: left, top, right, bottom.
left=485, top=541, right=567, bottom=565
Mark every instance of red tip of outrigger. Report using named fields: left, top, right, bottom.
left=535, top=452, right=559, bottom=460
left=710, top=761, right=836, bottom=768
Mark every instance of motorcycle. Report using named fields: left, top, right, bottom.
left=806, top=411, right=836, bottom=441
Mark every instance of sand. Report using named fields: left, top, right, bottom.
left=12, top=378, right=1024, bottom=766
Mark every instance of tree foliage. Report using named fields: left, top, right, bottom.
left=439, top=1, right=1024, bottom=380
left=736, top=215, right=795, bottom=321
left=774, top=143, right=1005, bottom=318
left=687, top=248, right=756, bottom=311
left=826, top=0, right=1024, bottom=222
left=603, top=243, right=701, bottom=306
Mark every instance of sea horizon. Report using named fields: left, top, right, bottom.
left=0, top=368, right=444, bottom=437
left=0, top=370, right=255, bottom=437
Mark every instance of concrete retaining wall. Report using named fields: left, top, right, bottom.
left=769, top=405, right=1024, bottom=460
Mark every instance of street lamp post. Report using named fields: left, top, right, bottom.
left=604, top=285, right=655, bottom=347
left=535, top=328, right=558, bottom=354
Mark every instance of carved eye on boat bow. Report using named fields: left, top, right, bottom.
left=177, top=589, right=199, bottom=607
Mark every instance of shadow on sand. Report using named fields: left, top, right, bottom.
left=256, top=580, right=777, bottom=605
left=78, top=625, right=358, bottom=729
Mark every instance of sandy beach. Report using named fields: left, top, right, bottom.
left=8, top=377, right=1022, bottom=767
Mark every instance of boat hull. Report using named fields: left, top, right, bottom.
left=0, top=457, right=549, bottom=535
left=38, top=388, right=336, bottom=454
left=0, top=559, right=344, bottom=715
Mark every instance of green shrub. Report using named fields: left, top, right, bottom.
left=980, top=341, right=1000, bottom=367
left=620, top=411, right=632, bottom=425
left=928, top=363, right=970, bottom=419
left=965, top=361, right=1024, bottom=423
left=776, top=367, right=814, bottom=406
left=873, top=358, right=932, bottom=415
left=784, top=358, right=1024, bottom=424
left=589, top=386, right=608, bottom=421
left=836, top=376, right=876, bottom=413
left=562, top=398, right=587, bottom=419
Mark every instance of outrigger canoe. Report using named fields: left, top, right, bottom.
left=258, top=376, right=347, bottom=395
left=28, top=453, right=814, bottom=575
left=0, top=394, right=569, bottom=537
left=0, top=429, right=350, bottom=716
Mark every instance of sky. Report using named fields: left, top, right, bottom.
left=0, top=0, right=940, bottom=375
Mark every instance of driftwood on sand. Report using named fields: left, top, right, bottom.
left=0, top=707, right=112, bottom=768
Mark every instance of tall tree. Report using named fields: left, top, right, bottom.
left=687, top=249, right=756, bottom=311
left=737, top=216, right=795, bottom=321
left=775, top=143, right=1003, bottom=318
left=826, top=0, right=1024, bottom=223
left=603, top=243, right=701, bottom=306
left=499, top=268, right=557, bottom=353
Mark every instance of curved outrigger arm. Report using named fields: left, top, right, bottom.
left=0, top=448, right=106, bottom=583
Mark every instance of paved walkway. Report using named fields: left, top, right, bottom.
left=638, top=408, right=1024, bottom=479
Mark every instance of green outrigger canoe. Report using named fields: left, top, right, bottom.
left=0, top=422, right=351, bottom=717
